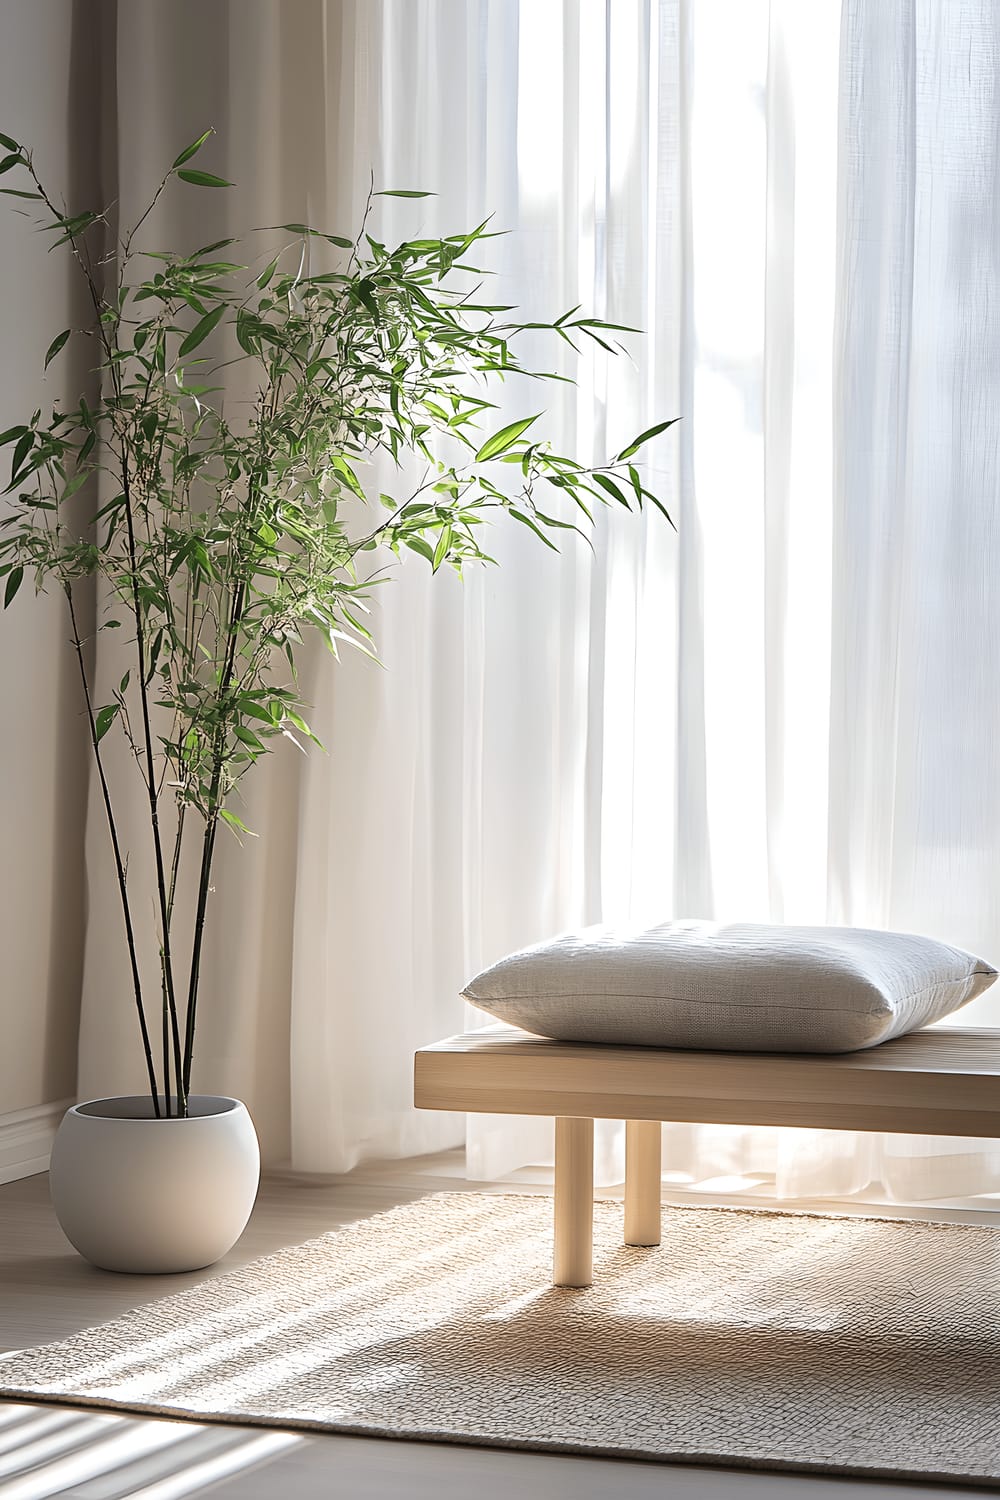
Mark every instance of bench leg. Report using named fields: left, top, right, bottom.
left=624, top=1119, right=662, bottom=1247
left=553, top=1116, right=594, bottom=1286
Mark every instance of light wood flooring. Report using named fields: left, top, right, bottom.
left=0, top=1158, right=992, bottom=1499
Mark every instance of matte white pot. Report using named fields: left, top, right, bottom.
left=49, top=1095, right=260, bottom=1274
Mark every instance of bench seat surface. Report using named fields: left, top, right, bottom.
left=414, top=1025, right=1000, bottom=1137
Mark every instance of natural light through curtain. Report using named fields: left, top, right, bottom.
left=465, top=0, right=1000, bottom=1202
left=468, top=0, right=849, bottom=1192
left=71, top=0, right=1000, bottom=1202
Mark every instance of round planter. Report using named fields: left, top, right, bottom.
left=49, top=1095, right=260, bottom=1274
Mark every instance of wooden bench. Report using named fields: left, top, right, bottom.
left=414, top=1024, right=1000, bottom=1286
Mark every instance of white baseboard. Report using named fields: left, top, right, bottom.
left=0, top=1097, right=72, bottom=1185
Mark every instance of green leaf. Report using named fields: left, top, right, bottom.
left=475, top=414, right=541, bottom=463
left=615, top=417, right=680, bottom=462
left=61, top=468, right=91, bottom=501
left=43, top=328, right=71, bottom=369
left=405, top=536, right=436, bottom=565
left=10, top=430, right=33, bottom=478
left=591, top=472, right=631, bottom=508
left=119, top=671, right=130, bottom=695
left=275, top=225, right=354, bottom=251
left=3, top=565, right=22, bottom=608
left=331, top=455, right=366, bottom=500
left=171, top=128, right=214, bottom=169
left=220, top=808, right=257, bottom=838
left=0, top=131, right=20, bottom=152
left=193, top=236, right=237, bottom=257
left=508, top=507, right=559, bottom=551
left=177, top=168, right=233, bottom=188
left=235, top=308, right=259, bottom=355
left=178, top=303, right=225, bottom=358
left=354, top=278, right=380, bottom=321
left=233, top=725, right=264, bottom=750
left=626, top=464, right=645, bottom=507
left=432, top=526, right=452, bottom=571
left=375, top=190, right=436, bottom=198
left=238, top=701, right=276, bottom=726
left=0, top=426, right=26, bottom=447
left=0, top=189, right=40, bottom=200
left=0, top=153, right=22, bottom=175
left=95, top=704, right=119, bottom=742
left=189, top=538, right=214, bottom=575
left=284, top=709, right=324, bottom=748
left=48, top=211, right=99, bottom=248
left=644, top=490, right=677, bottom=531
left=256, top=255, right=279, bottom=290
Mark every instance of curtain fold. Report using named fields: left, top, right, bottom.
left=61, top=0, right=1000, bottom=1203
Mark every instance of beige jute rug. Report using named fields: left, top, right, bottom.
left=2, top=1193, right=999, bottom=1486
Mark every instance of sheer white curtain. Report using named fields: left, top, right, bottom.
left=827, top=0, right=1000, bottom=1200
left=72, top=0, right=1000, bottom=1200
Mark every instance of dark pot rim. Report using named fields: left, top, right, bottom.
left=69, top=1095, right=246, bottom=1122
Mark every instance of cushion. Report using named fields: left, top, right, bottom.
left=462, top=920, right=998, bottom=1054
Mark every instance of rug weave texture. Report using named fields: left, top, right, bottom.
left=2, top=1193, right=999, bottom=1485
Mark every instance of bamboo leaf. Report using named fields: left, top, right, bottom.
left=375, top=189, right=436, bottom=198
left=591, top=472, right=631, bottom=508
left=615, top=417, right=680, bottom=462
left=3, top=565, right=22, bottom=607
left=331, top=455, right=366, bottom=500
left=178, top=304, right=225, bottom=357
left=644, top=490, right=677, bottom=531
left=220, top=808, right=257, bottom=838
left=474, top=414, right=541, bottom=462
left=508, top=507, right=559, bottom=551
left=405, top=536, right=436, bottom=565
left=10, top=430, right=33, bottom=478
left=626, top=464, right=645, bottom=507
left=0, top=131, right=20, bottom=152
left=61, top=468, right=91, bottom=501
left=432, top=526, right=452, bottom=571
left=284, top=710, right=324, bottom=748
left=193, top=236, right=237, bottom=257
left=44, top=329, right=71, bottom=369
left=235, top=308, right=259, bottom=355
left=256, top=255, right=279, bottom=289
left=177, top=168, right=233, bottom=188
left=238, top=701, right=275, bottom=725
left=48, top=211, right=99, bottom=248
left=171, top=129, right=214, bottom=169
left=95, top=704, right=119, bottom=741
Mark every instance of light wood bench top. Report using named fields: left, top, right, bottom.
left=415, top=1024, right=1000, bottom=1138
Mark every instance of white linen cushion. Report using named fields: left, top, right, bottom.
left=462, top=921, right=997, bottom=1053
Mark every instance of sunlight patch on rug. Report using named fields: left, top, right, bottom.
left=2, top=1194, right=999, bottom=1486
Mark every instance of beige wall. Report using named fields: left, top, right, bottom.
left=0, top=2, right=106, bottom=1115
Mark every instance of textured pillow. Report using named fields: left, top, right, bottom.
left=462, top=921, right=997, bottom=1054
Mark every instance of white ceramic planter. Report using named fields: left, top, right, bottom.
left=49, top=1095, right=260, bottom=1274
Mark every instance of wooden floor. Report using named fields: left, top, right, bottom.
left=0, top=1159, right=992, bottom=1499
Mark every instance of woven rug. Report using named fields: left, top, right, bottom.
left=2, top=1194, right=999, bottom=1486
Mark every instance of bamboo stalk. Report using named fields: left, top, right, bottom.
left=118, top=450, right=186, bottom=1113
left=65, top=585, right=160, bottom=1112
left=182, top=574, right=247, bottom=1097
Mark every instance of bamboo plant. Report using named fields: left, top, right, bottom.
left=0, top=128, right=676, bottom=1117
